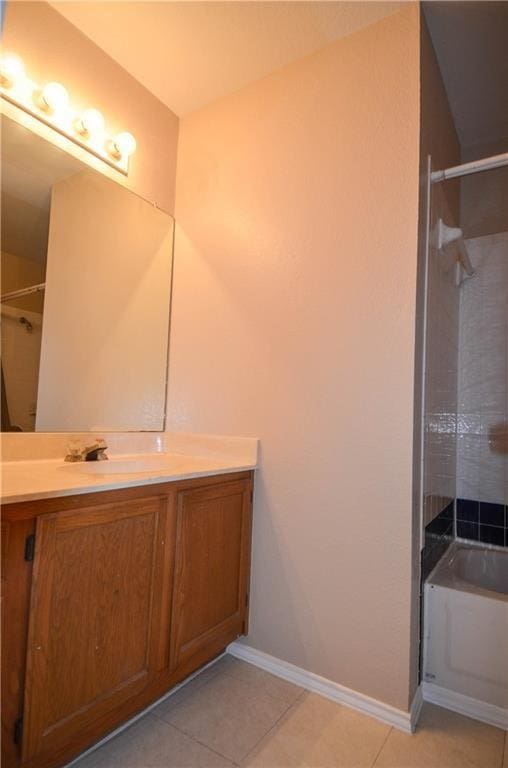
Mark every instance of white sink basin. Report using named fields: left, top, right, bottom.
left=63, top=456, right=175, bottom=475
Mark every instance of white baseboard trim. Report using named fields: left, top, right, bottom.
left=423, top=682, right=508, bottom=731
left=228, top=642, right=418, bottom=733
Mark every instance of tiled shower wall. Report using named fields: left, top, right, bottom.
left=423, top=228, right=508, bottom=557
left=423, top=184, right=460, bottom=529
left=456, top=230, right=508, bottom=540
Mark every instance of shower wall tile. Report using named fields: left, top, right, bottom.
left=456, top=230, right=508, bottom=507
left=457, top=498, right=507, bottom=547
left=479, top=501, right=505, bottom=526
left=479, top=524, right=505, bottom=546
left=456, top=520, right=479, bottom=541
left=456, top=498, right=479, bottom=522
left=423, top=185, right=460, bottom=527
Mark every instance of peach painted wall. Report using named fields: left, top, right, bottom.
left=169, top=6, right=421, bottom=710
left=2, top=2, right=179, bottom=212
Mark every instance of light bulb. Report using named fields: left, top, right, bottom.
left=40, top=82, right=69, bottom=113
left=112, top=131, right=137, bottom=157
left=75, top=108, right=105, bottom=137
left=0, top=54, right=25, bottom=87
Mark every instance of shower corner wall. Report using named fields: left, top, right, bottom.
left=421, top=180, right=460, bottom=580
left=455, top=186, right=508, bottom=548
left=416, top=13, right=462, bottom=580
left=417, top=13, right=508, bottom=579
left=422, top=167, right=508, bottom=563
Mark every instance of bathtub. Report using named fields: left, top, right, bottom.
left=423, top=541, right=508, bottom=729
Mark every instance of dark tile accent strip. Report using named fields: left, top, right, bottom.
left=456, top=498, right=507, bottom=547
left=479, top=524, right=505, bottom=547
left=456, top=498, right=479, bottom=522
left=426, top=514, right=453, bottom=537
left=479, top=502, right=505, bottom=527
left=421, top=504, right=454, bottom=581
left=457, top=520, right=479, bottom=541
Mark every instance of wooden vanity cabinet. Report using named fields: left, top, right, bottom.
left=1, top=471, right=253, bottom=768
left=170, top=479, right=252, bottom=670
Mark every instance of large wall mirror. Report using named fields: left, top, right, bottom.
left=1, top=115, right=174, bottom=432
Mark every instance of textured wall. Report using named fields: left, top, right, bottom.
left=169, top=7, right=420, bottom=710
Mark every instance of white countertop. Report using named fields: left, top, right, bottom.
left=1, top=451, right=256, bottom=505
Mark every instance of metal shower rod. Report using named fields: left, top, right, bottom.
left=431, top=151, right=508, bottom=182
left=1, top=282, right=46, bottom=303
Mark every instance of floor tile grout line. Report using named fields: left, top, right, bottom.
left=153, top=692, right=297, bottom=767
left=238, top=688, right=309, bottom=766
left=149, top=712, right=240, bottom=767
left=69, top=666, right=226, bottom=768
left=370, top=726, right=393, bottom=768
left=152, top=668, right=223, bottom=714
left=157, top=660, right=303, bottom=718
left=216, top=661, right=305, bottom=707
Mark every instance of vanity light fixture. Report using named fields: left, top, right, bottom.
left=0, top=53, right=25, bottom=87
left=0, top=52, right=136, bottom=175
left=109, top=131, right=137, bottom=159
left=75, top=108, right=106, bottom=138
left=36, top=81, right=70, bottom=114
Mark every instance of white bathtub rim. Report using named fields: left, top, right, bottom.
left=454, top=537, right=507, bottom=554
left=423, top=681, right=508, bottom=731
left=426, top=540, right=508, bottom=603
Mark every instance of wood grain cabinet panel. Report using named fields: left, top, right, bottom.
left=21, top=496, right=173, bottom=764
left=170, top=479, right=252, bottom=671
left=1, top=518, right=36, bottom=768
left=0, top=471, right=253, bottom=768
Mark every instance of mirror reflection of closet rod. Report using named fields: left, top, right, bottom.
left=431, top=150, right=508, bottom=182
left=1, top=282, right=46, bottom=303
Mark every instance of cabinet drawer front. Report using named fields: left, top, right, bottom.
left=170, top=479, right=252, bottom=670
left=22, top=495, right=173, bottom=763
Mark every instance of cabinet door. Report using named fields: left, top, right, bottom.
left=1, top=517, right=35, bottom=768
left=21, top=495, right=173, bottom=764
left=170, top=479, right=252, bottom=671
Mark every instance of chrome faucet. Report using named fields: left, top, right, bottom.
left=64, top=438, right=109, bottom=462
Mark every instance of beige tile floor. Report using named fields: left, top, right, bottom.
left=74, top=655, right=507, bottom=768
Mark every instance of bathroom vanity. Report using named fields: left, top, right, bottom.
left=1, top=90, right=256, bottom=768
left=1, top=467, right=254, bottom=768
